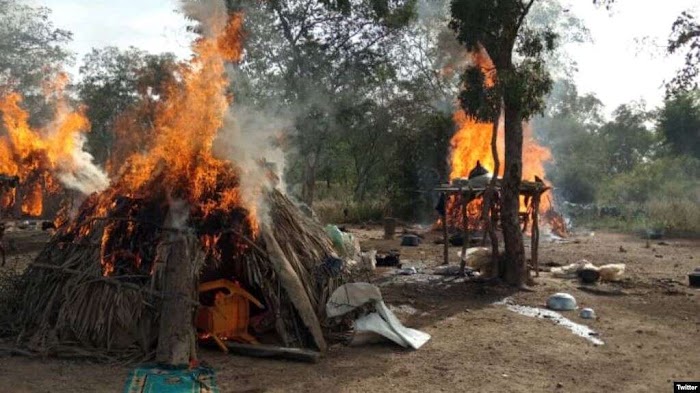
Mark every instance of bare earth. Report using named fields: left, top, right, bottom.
left=0, top=226, right=698, bottom=393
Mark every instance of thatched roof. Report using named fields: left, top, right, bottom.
left=5, top=189, right=342, bottom=362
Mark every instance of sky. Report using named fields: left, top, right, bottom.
left=35, top=0, right=700, bottom=116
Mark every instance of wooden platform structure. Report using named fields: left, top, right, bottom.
left=435, top=179, right=551, bottom=278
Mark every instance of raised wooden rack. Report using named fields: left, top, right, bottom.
left=435, top=179, right=551, bottom=278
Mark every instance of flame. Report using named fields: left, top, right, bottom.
left=447, top=49, right=553, bottom=228
left=63, top=12, right=260, bottom=276
left=0, top=80, right=93, bottom=216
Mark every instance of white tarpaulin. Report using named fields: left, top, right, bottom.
left=326, top=283, right=431, bottom=349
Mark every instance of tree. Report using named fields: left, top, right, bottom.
left=0, top=0, right=72, bottom=125
left=77, top=47, right=177, bottom=165
left=667, top=11, right=700, bottom=95
left=657, top=90, right=700, bottom=159
left=599, top=103, right=656, bottom=175
left=534, top=79, right=605, bottom=204
left=233, top=0, right=414, bottom=206
left=449, top=0, right=555, bottom=286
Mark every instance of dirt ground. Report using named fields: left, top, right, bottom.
left=0, top=225, right=698, bottom=393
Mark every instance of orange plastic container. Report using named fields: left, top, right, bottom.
left=196, top=279, right=263, bottom=347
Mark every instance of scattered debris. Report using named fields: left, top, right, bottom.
left=376, top=250, right=401, bottom=267
left=689, top=271, right=700, bottom=288
left=577, top=285, right=627, bottom=296
left=326, top=283, right=431, bottom=349
left=397, top=267, right=417, bottom=275
left=457, top=247, right=493, bottom=276
left=547, top=293, right=577, bottom=311
left=224, top=342, right=320, bottom=363
left=551, top=260, right=595, bottom=279
left=400, top=234, right=421, bottom=247
left=359, top=250, right=377, bottom=271
left=578, top=267, right=600, bottom=284
left=434, top=264, right=475, bottom=276
left=579, top=308, right=596, bottom=319
left=598, top=264, right=625, bottom=282
left=551, top=260, right=625, bottom=282
left=646, top=228, right=664, bottom=240
left=389, top=304, right=419, bottom=316
left=326, top=224, right=361, bottom=261
left=495, top=297, right=603, bottom=345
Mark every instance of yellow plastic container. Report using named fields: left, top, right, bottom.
left=196, top=279, right=263, bottom=348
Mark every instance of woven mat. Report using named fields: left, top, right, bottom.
left=123, top=364, right=220, bottom=393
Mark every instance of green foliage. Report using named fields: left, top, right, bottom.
left=667, top=11, right=699, bottom=95
left=598, top=156, right=699, bottom=205
left=314, top=198, right=386, bottom=224
left=598, top=103, right=657, bottom=175
left=563, top=170, right=700, bottom=235
left=449, top=0, right=556, bottom=123
left=657, top=90, right=700, bottom=159
left=537, top=80, right=699, bottom=234
left=77, top=47, right=178, bottom=164
left=0, top=0, right=72, bottom=125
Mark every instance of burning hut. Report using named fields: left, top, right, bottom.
left=14, top=187, right=339, bottom=362
left=4, top=7, right=344, bottom=364
left=0, top=74, right=107, bottom=219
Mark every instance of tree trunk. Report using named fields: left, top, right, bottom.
left=501, top=105, right=525, bottom=287
left=301, top=159, right=317, bottom=207
left=155, top=227, right=205, bottom=366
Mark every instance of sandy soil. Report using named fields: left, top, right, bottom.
left=0, top=226, right=698, bottom=393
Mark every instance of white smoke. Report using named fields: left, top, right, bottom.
left=214, top=102, right=292, bottom=226
left=166, top=197, right=191, bottom=230
left=180, top=0, right=228, bottom=38
left=56, top=133, right=110, bottom=195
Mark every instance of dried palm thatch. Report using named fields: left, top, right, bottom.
left=3, top=188, right=343, bottom=362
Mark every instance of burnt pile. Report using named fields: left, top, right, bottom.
left=10, top=185, right=340, bottom=361
left=2, top=8, right=345, bottom=361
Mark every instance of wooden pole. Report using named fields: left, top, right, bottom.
left=489, top=197, right=500, bottom=277
left=261, top=224, right=327, bottom=352
left=224, top=342, right=321, bottom=363
left=531, top=193, right=541, bottom=278
left=383, top=217, right=396, bottom=240
left=442, top=196, right=449, bottom=266
left=459, top=189, right=470, bottom=275
left=155, top=229, right=204, bottom=366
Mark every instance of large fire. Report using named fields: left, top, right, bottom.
left=56, top=10, right=263, bottom=277
left=447, top=50, right=556, bottom=230
left=0, top=73, right=99, bottom=217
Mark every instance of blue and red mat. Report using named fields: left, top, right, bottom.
left=123, top=364, right=219, bottom=393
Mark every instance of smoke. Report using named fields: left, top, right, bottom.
left=214, top=102, right=292, bottom=226
left=56, top=134, right=110, bottom=194
left=180, top=0, right=228, bottom=37
left=180, top=0, right=290, bottom=226
left=49, top=100, right=110, bottom=195
left=166, top=197, right=191, bottom=230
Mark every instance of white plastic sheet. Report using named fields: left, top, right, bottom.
left=327, top=283, right=431, bottom=349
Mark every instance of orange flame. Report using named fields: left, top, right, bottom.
left=0, top=80, right=92, bottom=217
left=447, top=49, right=553, bottom=226
left=76, top=12, right=257, bottom=276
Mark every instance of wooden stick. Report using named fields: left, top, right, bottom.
left=261, top=224, right=327, bottom=352
left=442, top=197, right=449, bottom=266
left=459, top=188, right=470, bottom=275
left=211, top=336, right=229, bottom=353
left=531, top=194, right=541, bottom=278
left=224, top=342, right=321, bottom=363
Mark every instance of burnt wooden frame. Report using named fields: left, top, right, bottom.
left=435, top=179, right=550, bottom=278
